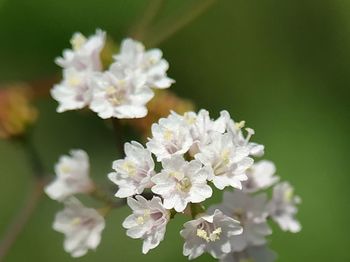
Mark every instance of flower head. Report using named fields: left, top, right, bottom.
left=151, top=156, right=212, bottom=212
left=146, top=113, right=193, bottom=161
left=195, top=132, right=253, bottom=190
left=180, top=109, right=226, bottom=155
left=220, top=110, right=264, bottom=157
left=180, top=209, right=243, bottom=260
left=113, top=38, right=174, bottom=89
left=51, top=68, right=93, bottom=112
left=56, top=29, right=106, bottom=71
left=45, top=149, right=93, bottom=201
left=123, top=195, right=170, bottom=254
left=108, top=141, right=155, bottom=198
left=53, top=197, right=105, bottom=257
left=243, top=160, right=279, bottom=193
left=89, top=65, right=153, bottom=119
left=209, top=191, right=271, bottom=252
left=268, top=182, right=301, bottom=233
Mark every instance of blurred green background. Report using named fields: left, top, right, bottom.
left=0, top=0, right=349, bottom=261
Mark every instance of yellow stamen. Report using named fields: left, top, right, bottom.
left=71, top=33, right=87, bottom=50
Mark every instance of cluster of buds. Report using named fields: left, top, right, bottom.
left=0, top=85, right=37, bottom=139
left=45, top=30, right=301, bottom=261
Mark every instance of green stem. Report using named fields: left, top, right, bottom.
left=17, top=134, right=45, bottom=177
left=0, top=133, right=47, bottom=261
left=129, top=0, right=164, bottom=41
left=0, top=179, right=45, bottom=261
left=111, top=119, right=126, bottom=157
left=89, top=185, right=126, bottom=209
left=145, top=0, right=218, bottom=46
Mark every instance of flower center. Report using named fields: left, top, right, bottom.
left=196, top=222, right=222, bottom=242
left=106, top=85, right=125, bottom=106
left=67, top=75, right=82, bottom=87
left=176, top=177, right=192, bottom=193
left=163, top=129, right=174, bottom=141
left=122, top=161, right=137, bottom=177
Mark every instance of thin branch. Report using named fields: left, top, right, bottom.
left=129, top=0, right=164, bottom=41
left=0, top=179, right=45, bottom=261
left=112, top=119, right=125, bottom=157
left=145, top=0, right=218, bottom=47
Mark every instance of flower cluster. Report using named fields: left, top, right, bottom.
left=46, top=30, right=301, bottom=261
left=51, top=30, right=174, bottom=118
left=45, top=149, right=105, bottom=257
left=108, top=109, right=301, bottom=260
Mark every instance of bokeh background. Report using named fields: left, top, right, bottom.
left=0, top=0, right=349, bottom=261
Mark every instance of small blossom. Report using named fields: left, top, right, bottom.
left=209, top=191, right=271, bottom=252
left=45, top=149, right=93, bottom=201
left=220, top=245, right=277, bottom=262
left=180, top=110, right=226, bottom=155
left=195, top=132, right=253, bottom=190
left=243, top=160, right=279, bottom=193
left=53, top=197, right=105, bottom=257
left=113, top=38, right=174, bottom=89
left=180, top=209, right=243, bottom=260
left=146, top=113, right=193, bottom=161
left=56, top=29, right=106, bottom=71
left=151, top=156, right=212, bottom=212
left=220, top=110, right=264, bottom=157
left=51, top=68, right=93, bottom=112
left=268, top=182, right=301, bottom=233
left=123, top=195, right=170, bottom=254
left=108, top=141, right=155, bottom=198
left=89, top=65, right=153, bottom=119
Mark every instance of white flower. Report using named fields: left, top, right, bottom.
left=114, top=38, right=174, bottom=89
left=220, top=245, right=277, bottom=262
left=146, top=113, right=193, bottom=161
left=220, top=110, right=264, bottom=157
left=56, top=29, right=106, bottom=71
left=108, top=141, right=155, bottom=198
left=51, top=68, right=93, bottom=112
left=179, top=110, right=226, bottom=155
left=89, top=64, right=154, bottom=119
left=209, top=191, right=271, bottom=252
left=268, top=182, right=301, bottom=233
left=123, top=195, right=170, bottom=254
left=45, top=149, right=93, bottom=201
left=195, top=132, right=253, bottom=190
left=243, top=160, right=279, bottom=193
left=180, top=209, right=243, bottom=260
left=53, top=197, right=105, bottom=257
left=151, top=156, right=212, bottom=212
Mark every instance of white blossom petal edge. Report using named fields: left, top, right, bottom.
left=53, top=197, right=105, bottom=257
left=123, top=195, right=170, bottom=254
left=45, top=149, right=93, bottom=201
